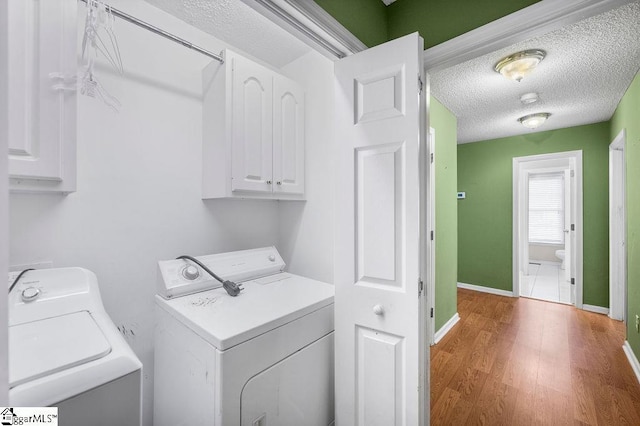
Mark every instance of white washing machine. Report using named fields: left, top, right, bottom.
left=154, top=246, right=335, bottom=426
left=8, top=267, right=143, bottom=426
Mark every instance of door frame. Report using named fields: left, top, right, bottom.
left=427, top=127, right=436, bottom=345
left=512, top=151, right=583, bottom=308
left=1, top=0, right=9, bottom=405
left=609, top=129, right=626, bottom=321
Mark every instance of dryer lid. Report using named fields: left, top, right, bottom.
left=156, top=272, right=334, bottom=350
left=9, top=311, right=111, bottom=388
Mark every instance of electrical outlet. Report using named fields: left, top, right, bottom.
left=636, top=315, right=639, bottom=333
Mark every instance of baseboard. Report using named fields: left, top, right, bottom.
left=623, top=341, right=640, bottom=385
left=433, top=313, right=460, bottom=345
left=582, top=304, right=609, bottom=315
left=457, top=282, right=514, bottom=297
left=528, top=260, right=562, bottom=266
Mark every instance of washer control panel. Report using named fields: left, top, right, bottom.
left=157, top=246, right=285, bottom=299
left=181, top=265, right=200, bottom=281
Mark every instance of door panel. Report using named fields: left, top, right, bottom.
left=232, top=56, right=273, bottom=193
left=334, top=33, right=427, bottom=426
left=356, top=143, right=404, bottom=286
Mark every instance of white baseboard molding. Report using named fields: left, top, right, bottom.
left=623, top=341, right=640, bottom=385
left=457, top=282, right=514, bottom=297
left=528, top=260, right=562, bottom=266
left=433, top=313, right=460, bottom=345
left=582, top=304, right=609, bottom=315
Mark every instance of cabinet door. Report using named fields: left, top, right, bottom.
left=273, top=75, right=305, bottom=196
left=8, top=0, right=77, bottom=193
left=231, top=55, right=273, bottom=193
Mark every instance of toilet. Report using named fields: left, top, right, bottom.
left=555, top=249, right=565, bottom=270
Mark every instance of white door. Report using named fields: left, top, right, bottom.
left=334, top=32, right=428, bottom=426
left=231, top=55, right=273, bottom=193
left=273, top=74, right=305, bottom=195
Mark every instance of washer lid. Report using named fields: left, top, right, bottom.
left=9, top=311, right=112, bottom=388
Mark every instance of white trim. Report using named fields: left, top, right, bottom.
left=238, top=0, right=366, bottom=59
left=528, top=260, right=562, bottom=266
left=609, top=129, right=627, bottom=322
left=423, top=0, right=634, bottom=71
left=513, top=151, right=583, bottom=309
left=623, top=341, right=640, bottom=385
left=433, top=313, right=459, bottom=345
left=582, top=304, right=610, bottom=315
left=457, top=282, right=514, bottom=297
left=427, top=127, right=436, bottom=345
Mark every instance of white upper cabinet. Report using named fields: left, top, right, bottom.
left=203, top=49, right=305, bottom=200
left=8, top=0, right=77, bottom=193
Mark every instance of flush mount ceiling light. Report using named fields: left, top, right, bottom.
left=520, top=92, right=539, bottom=104
left=494, top=49, right=546, bottom=82
left=518, top=112, right=551, bottom=129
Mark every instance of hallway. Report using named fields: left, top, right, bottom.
left=431, top=288, right=640, bottom=425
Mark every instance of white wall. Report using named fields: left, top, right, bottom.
left=529, top=243, right=563, bottom=262
left=9, top=2, right=281, bottom=423
left=278, top=51, right=335, bottom=284
left=0, top=0, right=9, bottom=406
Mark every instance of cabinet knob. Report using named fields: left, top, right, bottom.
left=373, top=304, right=385, bottom=316
left=266, top=180, right=272, bottom=185
left=276, top=181, right=282, bottom=185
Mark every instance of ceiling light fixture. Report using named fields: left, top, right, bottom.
left=518, top=112, right=551, bottom=129
left=520, top=92, right=539, bottom=104
left=494, top=49, right=546, bottom=82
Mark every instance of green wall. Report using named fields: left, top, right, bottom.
left=610, top=71, right=640, bottom=358
left=387, top=0, right=540, bottom=49
left=314, top=0, right=539, bottom=49
left=457, top=122, right=611, bottom=307
left=314, top=0, right=388, bottom=47
left=431, top=97, right=458, bottom=331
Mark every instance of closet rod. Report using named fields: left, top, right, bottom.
left=79, top=0, right=224, bottom=64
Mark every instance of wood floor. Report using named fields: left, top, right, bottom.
left=430, top=288, right=640, bottom=425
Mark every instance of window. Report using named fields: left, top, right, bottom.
left=528, top=172, right=564, bottom=244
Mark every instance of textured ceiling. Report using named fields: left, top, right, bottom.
left=431, top=1, right=640, bottom=143
left=143, top=0, right=311, bottom=68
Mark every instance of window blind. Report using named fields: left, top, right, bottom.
left=529, top=172, right=564, bottom=244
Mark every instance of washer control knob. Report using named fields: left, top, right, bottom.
left=268, top=254, right=276, bottom=262
left=182, top=265, right=200, bottom=281
left=21, top=286, right=40, bottom=302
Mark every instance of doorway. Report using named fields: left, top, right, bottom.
left=513, top=151, right=583, bottom=307
left=609, top=129, right=626, bottom=322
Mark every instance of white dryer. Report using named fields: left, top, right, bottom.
left=154, top=246, right=334, bottom=426
left=8, top=267, right=142, bottom=426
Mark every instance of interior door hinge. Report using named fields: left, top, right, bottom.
left=571, top=278, right=576, bottom=285
left=430, top=153, right=434, bottom=163
left=430, top=307, right=434, bottom=318
left=418, top=75, right=423, bottom=94
left=430, top=230, right=434, bottom=241
left=418, top=278, right=424, bottom=296
left=571, top=224, right=575, bottom=231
